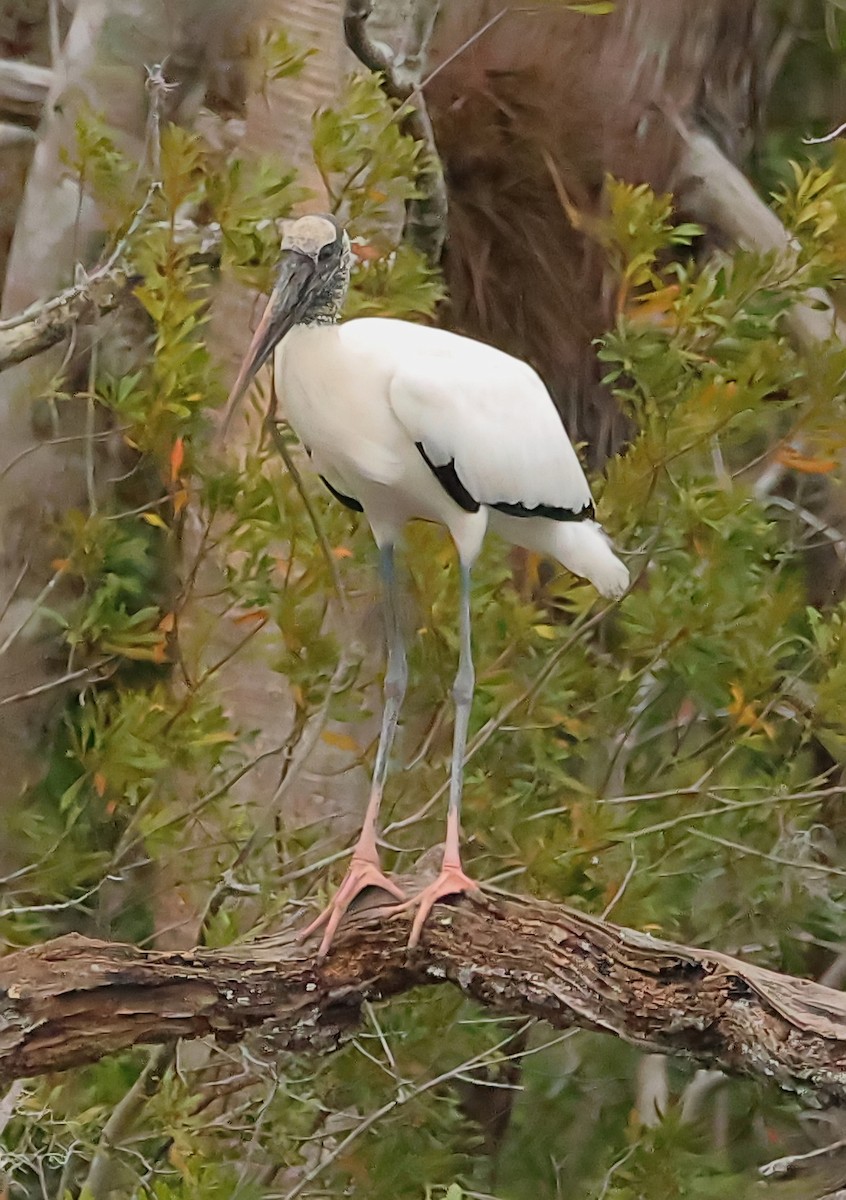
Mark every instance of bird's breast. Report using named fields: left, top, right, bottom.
left=273, top=325, right=479, bottom=539
left=274, top=327, right=405, bottom=488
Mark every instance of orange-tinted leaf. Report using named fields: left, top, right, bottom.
left=321, top=729, right=360, bottom=754
left=332, top=546, right=354, bottom=559
left=170, top=436, right=185, bottom=482
left=775, top=446, right=837, bottom=474
left=351, top=242, right=381, bottom=262
left=172, top=488, right=189, bottom=514
left=628, top=278, right=681, bottom=321
left=697, top=380, right=737, bottom=405
left=158, top=611, right=175, bottom=632
left=94, top=771, right=107, bottom=797
left=232, top=608, right=268, bottom=625
left=151, top=639, right=169, bottom=665
left=51, top=558, right=70, bottom=572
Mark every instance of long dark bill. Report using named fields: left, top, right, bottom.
left=220, top=251, right=319, bottom=434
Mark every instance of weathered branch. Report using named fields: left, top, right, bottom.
left=0, top=121, right=35, bottom=148
left=0, top=60, right=52, bottom=117
left=0, top=265, right=137, bottom=367
left=344, top=0, right=447, bottom=264
left=0, top=221, right=223, bottom=372
left=3, top=887, right=846, bottom=1103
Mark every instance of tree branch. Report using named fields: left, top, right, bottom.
left=0, top=60, right=52, bottom=117
left=3, top=886, right=846, bottom=1103
left=0, top=221, right=223, bottom=372
left=343, top=0, right=447, bottom=264
left=674, top=124, right=845, bottom=352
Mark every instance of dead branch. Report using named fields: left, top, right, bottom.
left=0, top=265, right=137, bottom=368
left=3, top=886, right=846, bottom=1103
left=343, top=0, right=447, bottom=263
left=0, top=221, right=222, bottom=372
left=0, top=60, right=52, bottom=117
left=0, top=122, right=35, bottom=148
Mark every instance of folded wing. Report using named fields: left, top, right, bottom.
left=389, top=350, right=594, bottom=520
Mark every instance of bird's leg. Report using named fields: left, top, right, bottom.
left=299, top=543, right=407, bottom=956
left=402, top=561, right=480, bottom=948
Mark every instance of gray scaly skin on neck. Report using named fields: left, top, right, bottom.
left=302, top=238, right=352, bottom=327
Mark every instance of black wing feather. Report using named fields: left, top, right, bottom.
left=319, top=475, right=363, bottom=513
left=492, top=498, right=594, bottom=522
left=415, top=442, right=480, bottom=513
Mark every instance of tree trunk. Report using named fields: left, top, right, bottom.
left=426, top=0, right=767, bottom=464
left=0, top=0, right=256, bottom=804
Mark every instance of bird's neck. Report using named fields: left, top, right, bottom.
left=301, top=258, right=350, bottom=328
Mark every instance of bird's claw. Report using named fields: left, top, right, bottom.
left=390, top=862, right=480, bottom=949
left=298, top=856, right=405, bottom=959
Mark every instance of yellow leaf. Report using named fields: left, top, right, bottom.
left=172, top=488, right=189, bottom=514
left=321, top=729, right=360, bottom=754
left=625, top=284, right=679, bottom=326
left=532, top=624, right=558, bottom=640
left=141, top=512, right=168, bottom=529
left=727, top=683, right=774, bottom=739
left=196, top=730, right=237, bottom=745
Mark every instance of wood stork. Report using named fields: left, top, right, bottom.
left=226, top=214, right=629, bottom=956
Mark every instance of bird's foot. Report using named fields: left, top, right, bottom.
left=393, top=862, right=481, bottom=949
left=298, top=855, right=405, bottom=959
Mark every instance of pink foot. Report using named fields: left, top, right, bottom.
left=393, top=862, right=480, bottom=948
left=299, top=856, right=405, bottom=958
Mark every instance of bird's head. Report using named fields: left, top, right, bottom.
left=225, top=214, right=351, bottom=417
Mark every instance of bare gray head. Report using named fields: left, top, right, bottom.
left=279, top=214, right=352, bottom=326
left=225, top=214, right=352, bottom=414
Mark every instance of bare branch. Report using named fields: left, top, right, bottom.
left=3, top=885, right=846, bottom=1104
left=343, top=0, right=447, bottom=264
left=0, top=221, right=223, bottom=373
left=0, top=60, right=53, bottom=116
left=0, top=265, right=136, bottom=369
left=0, top=122, right=36, bottom=148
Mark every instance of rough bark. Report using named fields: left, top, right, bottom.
left=2, top=889, right=846, bottom=1104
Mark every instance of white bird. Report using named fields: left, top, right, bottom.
left=226, top=213, right=629, bottom=956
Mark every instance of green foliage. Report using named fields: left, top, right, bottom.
left=257, top=24, right=315, bottom=82
left=8, top=21, right=846, bottom=1200
left=312, top=73, right=425, bottom=239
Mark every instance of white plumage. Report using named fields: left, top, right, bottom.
left=278, top=318, right=628, bottom=595
left=226, top=214, right=628, bottom=955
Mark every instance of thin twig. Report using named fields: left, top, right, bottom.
left=343, top=0, right=447, bottom=263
